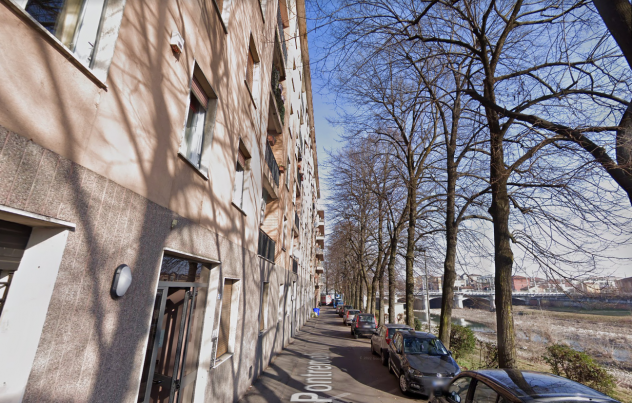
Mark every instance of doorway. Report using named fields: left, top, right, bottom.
left=137, top=255, right=210, bottom=403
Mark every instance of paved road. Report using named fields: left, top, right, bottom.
left=240, top=307, right=427, bottom=403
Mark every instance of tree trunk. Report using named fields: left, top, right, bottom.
left=363, top=271, right=371, bottom=312
left=378, top=261, right=386, bottom=325
left=487, top=101, right=517, bottom=368
left=593, top=0, right=632, bottom=70
left=439, top=226, right=457, bottom=347
left=439, top=98, right=460, bottom=348
left=370, top=271, right=378, bottom=315
left=387, top=236, right=398, bottom=323
left=405, top=185, right=417, bottom=327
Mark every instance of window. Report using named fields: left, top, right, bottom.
left=216, top=279, right=237, bottom=358
left=259, top=282, right=270, bottom=332
left=246, top=49, right=255, bottom=89
left=278, top=284, right=284, bottom=320
left=285, top=156, right=291, bottom=188
left=232, top=147, right=247, bottom=209
left=260, top=188, right=269, bottom=223
left=0, top=220, right=32, bottom=317
left=180, top=68, right=218, bottom=174
left=282, top=219, right=287, bottom=250
left=19, top=0, right=125, bottom=80
left=245, top=35, right=261, bottom=103
left=472, top=381, right=498, bottom=403
left=448, top=377, right=472, bottom=403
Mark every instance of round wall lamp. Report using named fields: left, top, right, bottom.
left=112, top=264, right=133, bottom=298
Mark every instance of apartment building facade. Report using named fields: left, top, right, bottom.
left=0, top=0, right=323, bottom=402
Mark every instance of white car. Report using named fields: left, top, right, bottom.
left=343, top=309, right=360, bottom=325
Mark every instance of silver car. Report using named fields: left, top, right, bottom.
left=370, top=324, right=413, bottom=365
left=343, top=309, right=360, bottom=325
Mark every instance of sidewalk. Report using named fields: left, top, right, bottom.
left=239, top=307, right=426, bottom=403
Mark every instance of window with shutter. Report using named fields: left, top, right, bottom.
left=246, top=50, right=254, bottom=89
left=216, top=279, right=233, bottom=358
left=232, top=148, right=247, bottom=208
left=181, top=68, right=217, bottom=173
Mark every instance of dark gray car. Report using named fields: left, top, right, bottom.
left=388, top=330, right=460, bottom=397
left=370, top=324, right=413, bottom=365
left=431, top=369, right=619, bottom=403
left=350, top=313, right=377, bottom=338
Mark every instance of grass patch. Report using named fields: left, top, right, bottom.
left=515, top=306, right=632, bottom=324
left=539, top=307, right=631, bottom=317
left=455, top=343, right=632, bottom=403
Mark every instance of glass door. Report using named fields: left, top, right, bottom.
left=138, top=255, right=210, bottom=403
left=138, top=286, right=195, bottom=403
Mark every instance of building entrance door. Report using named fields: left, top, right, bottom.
left=138, top=256, right=210, bottom=403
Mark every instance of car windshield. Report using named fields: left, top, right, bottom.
left=357, top=315, right=374, bottom=322
left=348, top=310, right=359, bottom=315
left=344, top=306, right=352, bottom=310
left=403, top=337, right=449, bottom=355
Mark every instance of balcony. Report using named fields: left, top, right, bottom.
left=315, top=247, right=324, bottom=260
left=292, top=258, right=298, bottom=274
left=316, top=264, right=324, bottom=274
left=258, top=229, right=276, bottom=262
left=316, top=233, right=324, bottom=247
left=265, top=140, right=280, bottom=187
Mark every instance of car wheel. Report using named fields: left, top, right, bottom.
left=381, top=349, right=388, bottom=366
left=399, top=374, right=409, bottom=395
left=371, top=341, right=377, bottom=355
left=354, top=332, right=359, bottom=339
left=388, top=358, right=394, bottom=374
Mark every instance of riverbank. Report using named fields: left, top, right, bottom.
left=433, top=307, right=632, bottom=401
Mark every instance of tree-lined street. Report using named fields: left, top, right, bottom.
left=241, top=308, right=425, bottom=403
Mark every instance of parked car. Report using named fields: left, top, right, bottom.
left=431, top=369, right=619, bottom=403
left=343, top=309, right=360, bottom=325
left=370, top=324, right=413, bottom=365
left=339, top=305, right=353, bottom=318
left=388, top=330, right=460, bottom=397
left=350, top=313, right=377, bottom=338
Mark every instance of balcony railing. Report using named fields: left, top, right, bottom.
left=258, top=229, right=276, bottom=262
left=277, top=3, right=287, bottom=63
left=265, top=141, right=280, bottom=186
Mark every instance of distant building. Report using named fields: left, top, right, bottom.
left=512, top=276, right=529, bottom=291
left=618, top=277, right=632, bottom=294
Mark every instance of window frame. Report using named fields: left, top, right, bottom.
left=245, top=34, right=261, bottom=107
left=179, top=64, right=218, bottom=178
left=213, top=277, right=240, bottom=366
left=12, top=0, right=128, bottom=85
left=232, top=142, right=250, bottom=211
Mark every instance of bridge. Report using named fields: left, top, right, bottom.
left=413, top=290, right=568, bottom=311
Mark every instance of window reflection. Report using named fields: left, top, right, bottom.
left=159, top=256, right=203, bottom=283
